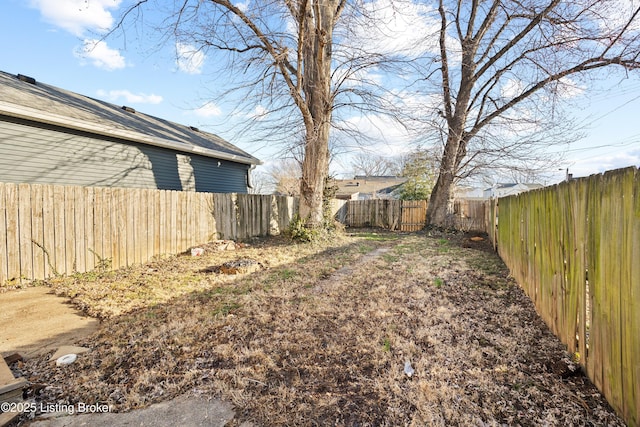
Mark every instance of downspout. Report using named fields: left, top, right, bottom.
left=247, top=164, right=256, bottom=190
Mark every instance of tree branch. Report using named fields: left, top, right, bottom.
left=209, top=0, right=310, bottom=120
left=472, top=55, right=640, bottom=137
left=438, top=0, right=453, bottom=122
left=474, top=0, right=561, bottom=81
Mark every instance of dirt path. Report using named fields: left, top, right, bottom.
left=313, top=246, right=391, bottom=293
left=0, top=287, right=99, bottom=359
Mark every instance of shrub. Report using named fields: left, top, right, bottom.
left=286, top=215, right=320, bottom=242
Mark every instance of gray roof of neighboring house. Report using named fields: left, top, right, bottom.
left=484, top=183, right=544, bottom=191
left=0, top=71, right=261, bottom=166
left=334, top=176, right=407, bottom=197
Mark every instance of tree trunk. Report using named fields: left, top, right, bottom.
left=427, top=12, right=476, bottom=228
left=299, top=122, right=330, bottom=226
left=297, top=0, right=336, bottom=228
left=426, top=174, right=452, bottom=227
left=425, top=132, right=460, bottom=227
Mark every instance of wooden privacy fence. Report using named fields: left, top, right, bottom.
left=493, top=167, right=639, bottom=426
left=343, top=199, right=490, bottom=232
left=452, top=199, right=488, bottom=232
left=344, top=199, right=427, bottom=231
left=400, top=200, right=428, bottom=232
left=345, top=199, right=402, bottom=229
left=0, top=182, right=297, bottom=286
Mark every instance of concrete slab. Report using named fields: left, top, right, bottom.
left=29, top=393, right=237, bottom=427
left=0, top=287, right=99, bottom=359
left=0, top=290, right=250, bottom=427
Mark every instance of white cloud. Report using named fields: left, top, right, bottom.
left=501, top=79, right=524, bottom=99
left=250, top=105, right=268, bottom=121
left=594, top=0, right=640, bottom=32
left=570, top=148, right=640, bottom=178
left=556, top=77, right=586, bottom=99
left=193, top=102, right=222, bottom=117
left=501, top=77, right=584, bottom=100
left=176, top=43, right=206, bottom=74
left=339, top=114, right=416, bottom=157
left=29, top=0, right=121, bottom=37
left=235, top=1, right=250, bottom=13
left=333, top=65, right=385, bottom=89
left=389, top=89, right=440, bottom=112
left=74, top=39, right=126, bottom=70
left=348, top=0, right=440, bottom=57
left=96, top=89, right=163, bottom=104
left=29, top=1, right=126, bottom=70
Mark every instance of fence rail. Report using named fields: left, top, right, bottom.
left=0, top=183, right=297, bottom=286
left=493, top=167, right=639, bottom=427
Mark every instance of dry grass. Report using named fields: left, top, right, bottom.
left=17, top=230, right=624, bottom=426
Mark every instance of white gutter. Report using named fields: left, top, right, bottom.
left=0, top=101, right=262, bottom=166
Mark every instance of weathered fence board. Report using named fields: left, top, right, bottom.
left=0, top=183, right=297, bottom=287
left=103, top=188, right=115, bottom=269
left=329, top=199, right=348, bottom=224
left=400, top=200, right=427, bottom=232
left=495, top=167, right=640, bottom=427
left=0, top=185, right=7, bottom=285
left=629, top=172, right=640, bottom=421
left=84, top=187, right=95, bottom=272
left=5, top=184, right=19, bottom=284
left=453, top=199, right=487, bottom=231
left=32, top=185, right=45, bottom=280
left=18, top=183, right=33, bottom=282
left=343, top=199, right=488, bottom=232
left=345, top=200, right=426, bottom=231
left=346, top=199, right=400, bottom=229
left=92, top=186, right=105, bottom=269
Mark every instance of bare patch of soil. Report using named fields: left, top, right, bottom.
left=0, top=287, right=99, bottom=358
left=11, top=230, right=624, bottom=426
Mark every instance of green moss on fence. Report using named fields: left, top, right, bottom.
left=495, top=167, right=640, bottom=427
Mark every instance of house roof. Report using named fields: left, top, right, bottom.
left=333, top=176, right=407, bottom=198
left=0, top=71, right=261, bottom=166
left=484, top=183, right=543, bottom=191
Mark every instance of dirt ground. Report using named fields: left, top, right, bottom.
left=0, top=287, right=99, bottom=359
left=3, top=229, right=626, bottom=426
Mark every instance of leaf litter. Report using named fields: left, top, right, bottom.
left=14, top=230, right=624, bottom=426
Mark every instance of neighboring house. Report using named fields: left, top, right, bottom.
left=0, top=71, right=261, bottom=193
left=483, top=183, right=543, bottom=199
left=333, top=176, right=407, bottom=200
left=453, top=185, right=485, bottom=200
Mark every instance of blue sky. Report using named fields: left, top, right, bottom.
left=1, top=0, right=639, bottom=186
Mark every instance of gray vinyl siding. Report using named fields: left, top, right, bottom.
left=0, top=118, right=250, bottom=193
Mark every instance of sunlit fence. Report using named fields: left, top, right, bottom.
left=0, top=182, right=297, bottom=286
left=341, top=198, right=489, bottom=232
left=491, top=167, right=639, bottom=426
left=340, top=199, right=428, bottom=231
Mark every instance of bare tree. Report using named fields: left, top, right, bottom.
left=112, top=0, right=416, bottom=229
left=418, top=0, right=640, bottom=226
left=248, top=168, right=273, bottom=194
left=268, top=159, right=303, bottom=196
left=350, top=153, right=400, bottom=177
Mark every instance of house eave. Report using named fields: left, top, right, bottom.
left=0, top=101, right=262, bottom=166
